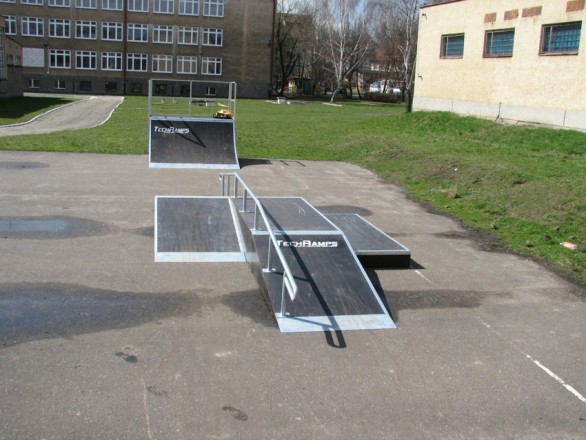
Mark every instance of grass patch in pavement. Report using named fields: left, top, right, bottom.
left=1, top=97, right=585, bottom=285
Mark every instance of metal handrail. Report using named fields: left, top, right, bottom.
left=220, top=174, right=298, bottom=316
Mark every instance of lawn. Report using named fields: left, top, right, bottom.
left=1, top=96, right=585, bottom=285
left=0, top=96, right=76, bottom=125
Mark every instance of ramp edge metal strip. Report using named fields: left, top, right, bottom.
left=155, top=251, right=245, bottom=263
left=276, top=313, right=396, bottom=333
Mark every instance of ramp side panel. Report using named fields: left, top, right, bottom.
left=149, top=116, right=239, bottom=168
left=155, top=196, right=243, bottom=262
left=255, top=233, right=386, bottom=317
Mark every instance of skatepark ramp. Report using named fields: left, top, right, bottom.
left=155, top=173, right=401, bottom=332
left=148, top=79, right=239, bottom=169
left=220, top=174, right=396, bottom=332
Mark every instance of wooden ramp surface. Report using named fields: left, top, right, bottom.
left=149, top=116, right=239, bottom=169
left=323, top=213, right=411, bottom=268
left=155, top=196, right=245, bottom=262
left=249, top=198, right=396, bottom=332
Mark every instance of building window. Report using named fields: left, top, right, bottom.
left=21, top=0, right=44, bottom=5
left=177, top=55, right=197, bottom=74
left=5, top=16, right=17, bottom=35
left=28, top=79, right=41, bottom=88
left=102, top=22, right=123, bottom=41
left=49, top=49, right=71, bottom=68
left=205, top=86, right=216, bottom=96
left=154, top=0, right=174, bottom=14
left=179, top=0, right=198, bottom=15
left=541, top=22, right=582, bottom=55
left=76, top=51, right=97, bottom=69
left=79, top=80, right=92, bottom=91
left=178, top=26, right=198, bottom=45
left=49, top=19, right=70, bottom=38
left=49, top=0, right=70, bottom=6
left=484, top=29, right=514, bottom=57
left=54, top=80, right=66, bottom=90
left=201, top=57, right=222, bottom=75
left=128, top=24, right=148, bottom=42
left=204, top=0, right=223, bottom=17
left=102, top=51, right=122, bottom=70
left=131, top=82, right=143, bottom=94
left=152, top=54, right=173, bottom=73
left=202, top=28, right=223, bottom=46
left=101, top=0, right=122, bottom=9
left=22, top=17, right=44, bottom=37
left=0, top=0, right=16, bottom=3
left=76, top=21, right=97, bottom=39
left=153, top=25, right=173, bottom=44
left=0, top=30, right=4, bottom=80
left=127, top=53, right=148, bottom=71
left=105, top=81, right=118, bottom=92
left=440, top=33, right=464, bottom=58
left=76, top=0, right=96, bottom=8
left=128, top=0, right=148, bottom=12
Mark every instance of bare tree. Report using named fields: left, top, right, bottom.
left=274, top=0, right=311, bottom=96
left=369, top=0, right=422, bottom=110
left=314, top=0, right=374, bottom=103
left=395, top=0, right=422, bottom=112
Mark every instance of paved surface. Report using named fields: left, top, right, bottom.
left=0, top=151, right=585, bottom=439
left=0, top=95, right=123, bottom=137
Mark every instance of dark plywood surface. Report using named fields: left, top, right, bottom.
left=150, top=117, right=237, bottom=165
left=156, top=197, right=240, bottom=253
left=254, top=234, right=384, bottom=317
left=257, top=198, right=335, bottom=232
left=324, top=213, right=409, bottom=254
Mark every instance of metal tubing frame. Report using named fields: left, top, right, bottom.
left=220, top=173, right=298, bottom=316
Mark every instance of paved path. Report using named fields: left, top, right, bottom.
left=0, top=151, right=584, bottom=439
left=0, top=95, right=123, bottom=137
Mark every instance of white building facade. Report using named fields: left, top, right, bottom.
left=413, top=0, right=585, bottom=131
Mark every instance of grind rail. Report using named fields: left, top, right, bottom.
left=219, top=173, right=298, bottom=316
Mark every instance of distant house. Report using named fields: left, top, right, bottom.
left=413, top=0, right=585, bottom=131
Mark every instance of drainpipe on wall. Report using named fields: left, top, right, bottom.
left=268, top=0, right=277, bottom=98
left=123, top=0, right=128, bottom=95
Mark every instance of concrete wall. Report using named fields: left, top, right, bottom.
left=413, top=0, right=586, bottom=131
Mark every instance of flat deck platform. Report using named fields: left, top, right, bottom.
left=149, top=116, right=239, bottom=169
left=324, top=213, right=411, bottom=268
left=155, top=196, right=245, bottom=262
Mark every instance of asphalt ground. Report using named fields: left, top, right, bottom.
left=0, top=98, right=586, bottom=439
left=0, top=95, right=123, bottom=137
left=0, top=150, right=584, bottom=439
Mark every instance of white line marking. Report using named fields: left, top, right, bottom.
left=412, top=269, right=432, bottom=283
left=524, top=353, right=586, bottom=405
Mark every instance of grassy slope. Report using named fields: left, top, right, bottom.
left=1, top=97, right=585, bottom=284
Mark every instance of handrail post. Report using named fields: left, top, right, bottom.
left=280, top=282, right=287, bottom=317
left=266, top=237, right=272, bottom=271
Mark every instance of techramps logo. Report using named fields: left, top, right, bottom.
left=278, top=239, right=339, bottom=248
left=153, top=126, right=190, bottom=134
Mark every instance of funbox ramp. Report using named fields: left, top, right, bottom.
left=154, top=180, right=403, bottom=333
left=149, top=116, right=239, bottom=169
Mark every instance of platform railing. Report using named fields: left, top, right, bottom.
left=220, top=173, right=298, bottom=316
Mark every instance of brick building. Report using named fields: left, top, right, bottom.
left=0, top=0, right=276, bottom=97
left=413, top=0, right=585, bottom=131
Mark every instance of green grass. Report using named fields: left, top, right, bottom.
left=0, top=96, right=76, bottom=125
left=1, top=96, right=585, bottom=285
